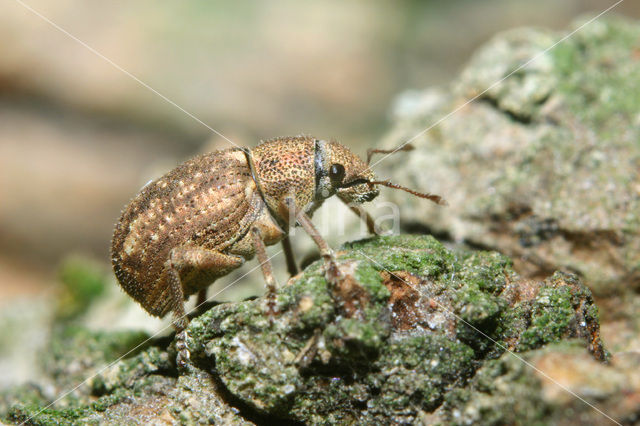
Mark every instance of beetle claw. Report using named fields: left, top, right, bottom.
left=175, top=330, right=192, bottom=372
left=324, top=259, right=344, bottom=287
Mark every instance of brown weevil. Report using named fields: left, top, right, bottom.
left=110, top=135, right=445, bottom=367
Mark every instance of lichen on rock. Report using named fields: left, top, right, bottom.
left=0, top=235, right=613, bottom=424
left=379, top=17, right=640, bottom=300
left=180, top=235, right=606, bottom=424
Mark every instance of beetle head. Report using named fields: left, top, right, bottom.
left=316, top=140, right=448, bottom=207
left=314, top=140, right=379, bottom=204
left=252, top=136, right=446, bottom=226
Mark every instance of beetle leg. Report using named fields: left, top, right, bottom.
left=251, top=227, right=279, bottom=315
left=165, top=266, right=191, bottom=370
left=196, top=289, right=208, bottom=307
left=283, top=197, right=342, bottom=285
left=166, top=246, right=244, bottom=370
left=342, top=200, right=378, bottom=235
left=281, top=234, right=299, bottom=276
left=294, top=328, right=321, bottom=368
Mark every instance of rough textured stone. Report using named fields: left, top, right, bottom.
left=377, top=17, right=640, bottom=299
left=3, top=235, right=608, bottom=424
left=431, top=341, right=640, bottom=425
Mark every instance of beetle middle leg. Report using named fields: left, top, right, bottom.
left=251, top=226, right=279, bottom=315
left=164, top=246, right=244, bottom=369
left=196, top=288, right=208, bottom=307
left=342, top=200, right=379, bottom=235
left=281, top=234, right=299, bottom=276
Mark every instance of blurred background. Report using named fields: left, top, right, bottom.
left=1, top=0, right=639, bottom=386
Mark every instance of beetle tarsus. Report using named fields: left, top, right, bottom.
left=325, top=259, right=344, bottom=285
left=175, top=329, right=192, bottom=371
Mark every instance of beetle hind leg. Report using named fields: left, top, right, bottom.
left=165, top=267, right=191, bottom=370
left=165, top=246, right=244, bottom=370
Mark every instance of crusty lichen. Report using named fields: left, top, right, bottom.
left=378, top=16, right=640, bottom=299
left=184, top=235, right=605, bottom=424
left=0, top=235, right=612, bottom=425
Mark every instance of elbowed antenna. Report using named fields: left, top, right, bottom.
left=367, top=180, right=447, bottom=206
left=339, top=177, right=447, bottom=206
left=366, top=144, right=415, bottom=165
left=342, top=143, right=447, bottom=206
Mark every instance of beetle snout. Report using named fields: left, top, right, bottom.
left=362, top=188, right=379, bottom=202
left=337, top=183, right=379, bottom=204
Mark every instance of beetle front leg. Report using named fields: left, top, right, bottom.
left=251, top=227, right=279, bottom=315
left=283, top=197, right=342, bottom=285
left=342, top=200, right=379, bottom=235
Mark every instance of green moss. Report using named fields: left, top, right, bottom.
left=56, top=257, right=107, bottom=321
left=2, top=235, right=605, bottom=424
left=440, top=340, right=602, bottom=425
left=42, top=325, right=151, bottom=392
left=454, top=287, right=506, bottom=355
left=457, top=251, right=513, bottom=294
left=90, top=387, right=132, bottom=412
left=7, top=404, right=91, bottom=426
left=552, top=19, right=640, bottom=128
left=343, top=234, right=455, bottom=278
left=517, top=272, right=594, bottom=351
left=52, top=326, right=149, bottom=365
left=323, top=315, right=389, bottom=362
left=281, top=273, right=336, bottom=332
left=441, top=352, right=549, bottom=426
left=373, top=335, right=475, bottom=411
left=190, top=235, right=601, bottom=423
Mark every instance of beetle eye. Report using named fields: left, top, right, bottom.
left=329, top=163, right=345, bottom=183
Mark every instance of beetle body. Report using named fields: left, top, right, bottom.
left=111, top=136, right=376, bottom=320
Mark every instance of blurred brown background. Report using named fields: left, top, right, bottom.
left=1, top=0, right=639, bottom=303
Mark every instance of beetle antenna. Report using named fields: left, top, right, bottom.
left=369, top=180, right=447, bottom=206
left=367, top=144, right=415, bottom=165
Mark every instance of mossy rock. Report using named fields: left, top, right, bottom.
left=0, top=235, right=610, bottom=424
left=182, top=235, right=605, bottom=424
left=378, top=16, right=640, bottom=299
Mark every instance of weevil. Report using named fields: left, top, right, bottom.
left=110, top=135, right=445, bottom=367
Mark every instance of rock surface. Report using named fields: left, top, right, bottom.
left=377, top=17, right=640, bottom=300
left=3, top=235, right=630, bottom=425
left=375, top=19, right=640, bottom=388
